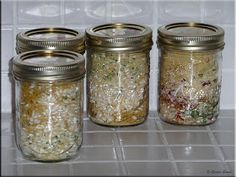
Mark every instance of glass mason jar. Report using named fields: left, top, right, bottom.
left=86, top=23, right=153, bottom=126
left=16, top=27, right=85, bottom=54
left=12, top=50, right=85, bottom=162
left=157, top=22, right=225, bottom=125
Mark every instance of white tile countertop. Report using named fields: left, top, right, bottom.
left=1, top=110, right=235, bottom=176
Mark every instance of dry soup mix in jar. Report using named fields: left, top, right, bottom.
left=12, top=50, right=85, bottom=162
left=86, top=23, right=153, bottom=126
left=16, top=27, right=85, bottom=54
left=157, top=22, right=225, bottom=125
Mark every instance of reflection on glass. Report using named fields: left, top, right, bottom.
left=22, top=4, right=60, bottom=17
left=65, top=7, right=80, bottom=15
left=111, top=2, right=142, bottom=18
left=184, top=146, right=192, bottom=155
left=84, top=3, right=106, bottom=18
left=162, top=3, right=200, bottom=18
left=84, top=2, right=143, bottom=18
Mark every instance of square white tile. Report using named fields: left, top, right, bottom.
left=83, top=119, right=114, bottom=132
left=74, top=147, right=118, bottom=161
left=116, top=119, right=159, bottom=132
left=71, top=162, right=124, bottom=176
left=219, top=110, right=235, bottom=118
left=1, top=74, right=12, bottom=113
left=165, top=132, right=213, bottom=145
left=1, top=147, right=17, bottom=164
left=1, top=29, right=14, bottom=71
left=64, top=1, right=107, bottom=26
left=177, top=162, right=232, bottom=176
left=1, top=134, right=16, bottom=148
left=220, top=146, right=235, bottom=161
left=1, top=1, right=14, bottom=25
left=222, top=25, right=235, bottom=71
left=16, top=163, right=70, bottom=176
left=1, top=113, right=13, bottom=135
left=122, top=146, right=169, bottom=161
left=214, top=132, right=235, bottom=145
left=202, top=1, right=235, bottom=25
left=227, top=162, right=235, bottom=175
left=82, top=132, right=116, bottom=146
left=160, top=121, right=207, bottom=131
left=157, top=1, right=201, bottom=25
left=210, top=118, right=235, bottom=131
left=171, top=146, right=221, bottom=160
left=17, top=1, right=61, bottom=25
left=1, top=163, right=17, bottom=176
left=148, top=111, right=158, bottom=118
left=126, top=162, right=176, bottom=176
left=110, top=1, right=154, bottom=25
left=118, top=132, right=164, bottom=146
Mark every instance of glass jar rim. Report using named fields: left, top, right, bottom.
left=12, top=50, right=85, bottom=81
left=16, top=27, right=85, bottom=54
left=157, top=22, right=225, bottom=51
left=86, top=23, right=153, bottom=51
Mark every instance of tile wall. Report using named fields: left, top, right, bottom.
left=1, top=0, right=235, bottom=113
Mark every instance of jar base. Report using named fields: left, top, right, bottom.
left=89, top=116, right=147, bottom=127
left=18, top=140, right=83, bottom=162
left=159, top=116, right=218, bottom=126
left=19, top=151, right=79, bottom=162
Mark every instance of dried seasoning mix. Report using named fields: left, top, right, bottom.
left=86, top=23, right=153, bottom=126
left=157, top=22, right=225, bottom=125
left=12, top=50, right=85, bottom=161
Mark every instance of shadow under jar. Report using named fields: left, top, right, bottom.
left=12, top=50, right=85, bottom=162
left=86, top=23, right=153, bottom=126
left=157, top=22, right=225, bottom=125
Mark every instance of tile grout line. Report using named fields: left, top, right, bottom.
left=155, top=118, right=180, bottom=176
left=113, top=129, right=129, bottom=176
left=16, top=159, right=230, bottom=165
left=12, top=1, right=17, bottom=57
left=106, top=0, right=112, bottom=22
left=206, top=126, right=232, bottom=172
left=224, top=160, right=236, bottom=163
left=13, top=160, right=168, bottom=165
left=109, top=144, right=234, bottom=147
left=200, top=0, right=205, bottom=22
left=9, top=0, right=18, bottom=138
left=101, top=129, right=234, bottom=133
left=68, top=160, right=74, bottom=176
left=60, top=0, right=65, bottom=26
left=7, top=143, right=234, bottom=149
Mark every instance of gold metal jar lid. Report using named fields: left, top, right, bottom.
left=157, top=22, right=225, bottom=51
left=16, top=27, right=85, bottom=54
left=13, top=50, right=85, bottom=81
left=86, top=23, right=153, bottom=51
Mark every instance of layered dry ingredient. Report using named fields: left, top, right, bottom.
left=16, top=80, right=83, bottom=161
left=87, top=51, right=149, bottom=126
left=86, top=23, right=152, bottom=126
left=159, top=50, right=221, bottom=125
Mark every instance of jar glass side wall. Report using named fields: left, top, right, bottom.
left=15, top=79, right=83, bottom=162
left=87, top=50, right=150, bottom=126
left=158, top=49, right=222, bottom=125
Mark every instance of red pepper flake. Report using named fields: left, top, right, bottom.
left=175, top=112, right=184, bottom=121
